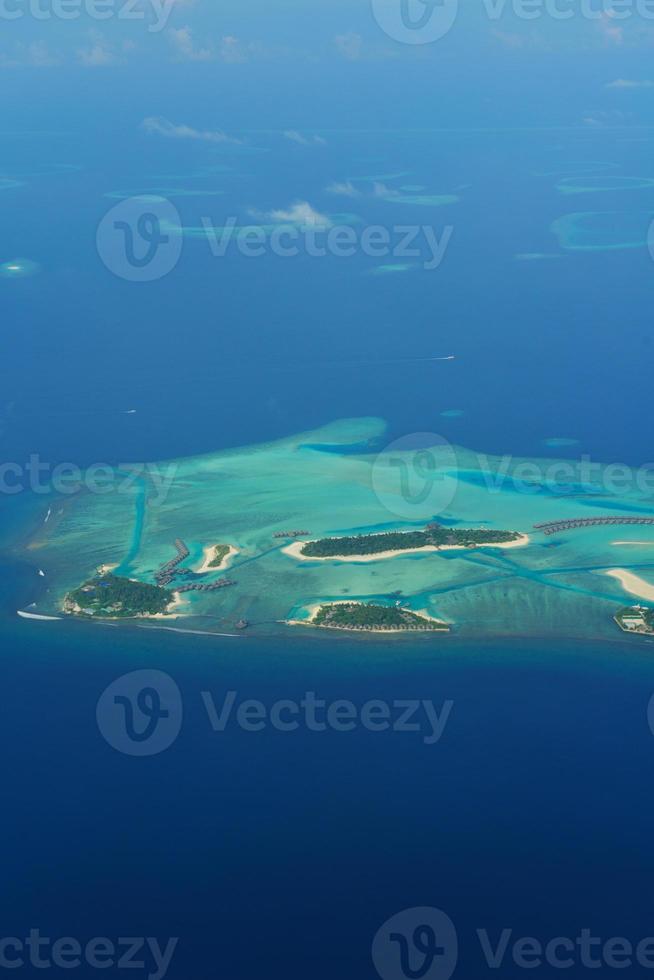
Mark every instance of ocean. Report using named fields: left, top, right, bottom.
left=3, top=69, right=654, bottom=978
left=3, top=556, right=654, bottom=977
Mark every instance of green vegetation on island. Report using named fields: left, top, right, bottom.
left=300, top=524, right=521, bottom=559
left=208, top=544, right=232, bottom=568
left=64, top=574, right=175, bottom=619
left=615, top=606, right=654, bottom=635
left=312, top=602, right=449, bottom=632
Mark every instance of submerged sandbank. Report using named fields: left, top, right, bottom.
left=611, top=541, right=654, bottom=547
left=604, top=568, right=654, bottom=602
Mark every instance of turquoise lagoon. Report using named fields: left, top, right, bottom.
left=16, top=417, right=654, bottom=641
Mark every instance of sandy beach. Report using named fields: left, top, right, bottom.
left=195, top=544, right=239, bottom=575
left=283, top=534, right=530, bottom=563
left=286, top=601, right=323, bottom=625
left=604, top=568, right=654, bottom=602
left=144, top=593, right=190, bottom=619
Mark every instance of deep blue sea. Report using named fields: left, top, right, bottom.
left=4, top=553, right=654, bottom=978
left=4, top=64, right=654, bottom=979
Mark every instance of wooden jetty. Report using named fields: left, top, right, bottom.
left=534, top=517, right=654, bottom=536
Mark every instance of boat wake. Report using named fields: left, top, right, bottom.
left=17, top=610, right=62, bottom=622
left=136, top=624, right=242, bottom=638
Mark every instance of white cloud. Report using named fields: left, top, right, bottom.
left=334, top=32, right=362, bottom=61
left=606, top=78, right=654, bottom=89
left=219, top=36, right=248, bottom=63
left=29, top=41, right=61, bottom=67
left=283, top=130, right=326, bottom=146
left=598, top=12, right=624, bottom=45
left=254, top=201, right=332, bottom=227
left=26, top=41, right=61, bottom=67
left=491, top=30, right=525, bottom=49
left=372, top=182, right=399, bottom=199
left=168, top=25, right=212, bottom=62
left=325, top=181, right=361, bottom=198
left=76, top=36, right=118, bottom=67
left=0, top=40, right=61, bottom=68
left=326, top=179, right=408, bottom=201
left=168, top=29, right=261, bottom=64
left=142, top=116, right=241, bottom=144
left=582, top=109, right=629, bottom=127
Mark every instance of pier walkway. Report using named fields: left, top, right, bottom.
left=534, top=517, right=654, bottom=536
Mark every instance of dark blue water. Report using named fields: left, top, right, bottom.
left=4, top=553, right=654, bottom=978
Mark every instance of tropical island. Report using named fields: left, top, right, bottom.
left=286, top=524, right=526, bottom=562
left=63, top=574, right=177, bottom=619
left=196, top=543, right=239, bottom=574
left=208, top=544, right=232, bottom=568
left=614, top=606, right=654, bottom=635
left=290, top=602, right=450, bottom=633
